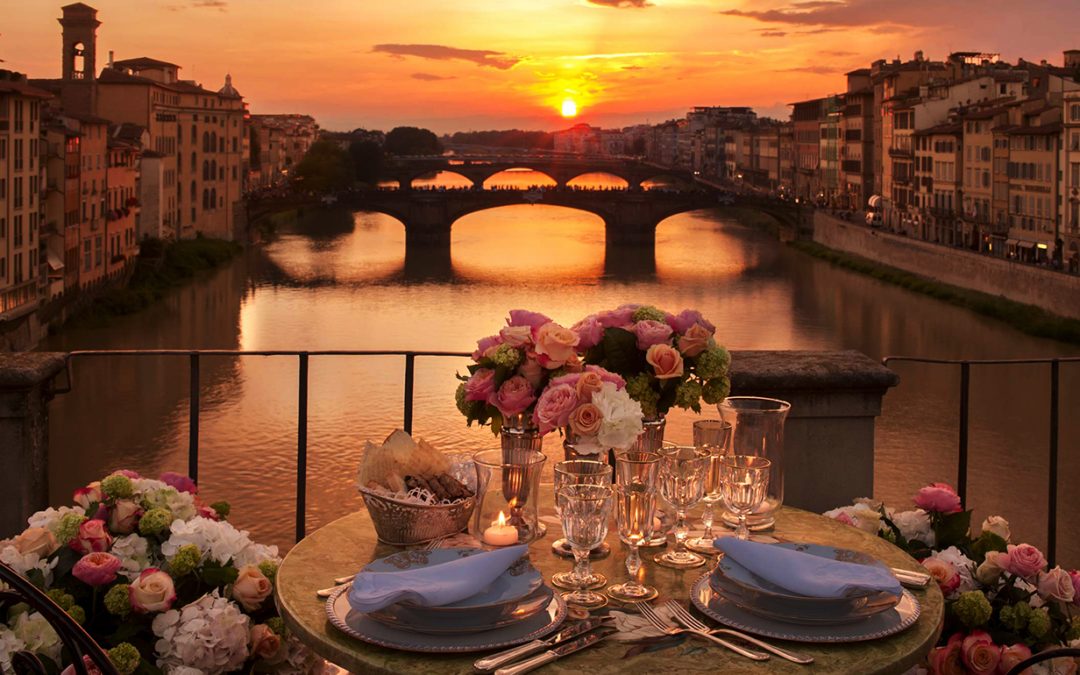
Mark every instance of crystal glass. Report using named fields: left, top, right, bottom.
left=613, top=450, right=662, bottom=546
left=632, top=415, right=666, bottom=452
left=550, top=460, right=612, bottom=589
left=720, top=455, right=772, bottom=540
left=719, top=397, right=790, bottom=529
left=471, top=449, right=546, bottom=546
left=556, top=484, right=614, bottom=609
left=654, top=444, right=711, bottom=569
left=607, top=483, right=659, bottom=602
left=686, top=420, right=732, bottom=554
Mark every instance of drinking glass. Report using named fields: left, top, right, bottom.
left=471, top=449, right=547, bottom=546
left=613, top=450, right=662, bottom=546
left=550, top=460, right=612, bottom=590
left=607, top=483, right=659, bottom=602
left=557, top=484, right=614, bottom=609
left=686, top=420, right=732, bottom=554
left=654, top=444, right=711, bottom=569
left=719, top=396, right=790, bottom=529
left=720, top=455, right=772, bottom=540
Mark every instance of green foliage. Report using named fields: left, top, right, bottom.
left=970, top=531, right=1008, bottom=563
left=448, top=129, right=554, bottom=150
left=348, top=139, right=384, bottom=184
left=209, top=501, right=231, bottom=520
left=295, top=140, right=355, bottom=192
left=384, top=126, right=442, bottom=155
left=201, top=559, right=239, bottom=587
left=933, top=510, right=972, bottom=550
left=592, top=327, right=645, bottom=378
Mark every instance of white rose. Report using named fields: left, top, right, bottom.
left=891, top=509, right=935, bottom=546
left=981, top=515, right=1011, bottom=542
left=976, top=550, right=1007, bottom=585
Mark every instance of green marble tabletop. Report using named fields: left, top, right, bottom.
left=275, top=496, right=943, bottom=675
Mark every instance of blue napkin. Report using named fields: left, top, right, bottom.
left=348, top=545, right=529, bottom=613
left=715, top=538, right=901, bottom=599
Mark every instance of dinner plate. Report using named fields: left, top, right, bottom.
left=367, top=585, right=554, bottom=634
left=361, top=548, right=543, bottom=611
left=691, top=574, right=921, bottom=643
left=327, top=587, right=567, bottom=653
left=710, top=575, right=899, bottom=626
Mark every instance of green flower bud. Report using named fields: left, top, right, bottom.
left=53, top=512, right=88, bottom=546
left=101, top=474, right=135, bottom=500
left=168, top=544, right=202, bottom=577
left=108, top=643, right=141, bottom=675
left=695, top=347, right=731, bottom=380
left=258, top=560, right=279, bottom=584
left=631, top=306, right=667, bottom=323
left=67, top=605, right=86, bottom=625
left=138, top=508, right=173, bottom=536
left=1067, top=616, right=1080, bottom=642
left=104, top=584, right=132, bottom=617
left=701, top=376, right=732, bottom=405
left=490, top=344, right=521, bottom=370
left=46, top=589, right=76, bottom=611
left=266, top=616, right=286, bottom=636
left=1027, top=608, right=1051, bottom=640
left=210, top=501, right=231, bottom=520
left=953, top=590, right=993, bottom=628
left=674, top=380, right=703, bottom=412
left=999, top=602, right=1032, bottom=632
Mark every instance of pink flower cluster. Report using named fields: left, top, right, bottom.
left=929, top=631, right=1032, bottom=675
left=532, top=367, right=626, bottom=434
left=914, top=483, right=964, bottom=514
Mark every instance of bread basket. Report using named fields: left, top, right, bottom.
left=359, top=489, right=475, bottom=546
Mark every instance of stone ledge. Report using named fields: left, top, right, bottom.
left=730, top=350, right=899, bottom=393
left=0, top=352, right=67, bottom=390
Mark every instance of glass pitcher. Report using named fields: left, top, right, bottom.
left=718, top=396, right=790, bottom=529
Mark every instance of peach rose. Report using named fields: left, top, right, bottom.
left=12, top=527, right=59, bottom=557
left=69, top=519, right=112, bottom=555
left=569, top=403, right=603, bottom=437
left=533, top=322, right=579, bottom=368
left=928, top=633, right=965, bottom=675
left=998, top=644, right=1032, bottom=675
left=129, top=568, right=176, bottom=613
left=249, top=624, right=282, bottom=659
left=645, top=344, right=684, bottom=380
left=108, top=500, right=142, bottom=535
left=233, top=564, right=273, bottom=611
left=923, top=557, right=961, bottom=595
left=961, top=631, right=1000, bottom=674
left=678, top=323, right=713, bottom=358
left=499, top=325, right=532, bottom=348
left=575, top=371, right=604, bottom=400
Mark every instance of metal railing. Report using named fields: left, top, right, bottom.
left=883, top=356, right=1078, bottom=566
left=59, top=350, right=472, bottom=542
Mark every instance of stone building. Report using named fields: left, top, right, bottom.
left=1064, top=91, right=1080, bottom=271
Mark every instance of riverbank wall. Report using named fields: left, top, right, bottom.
left=811, top=212, right=1080, bottom=321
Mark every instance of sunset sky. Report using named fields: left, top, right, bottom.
left=4, top=0, right=1080, bottom=133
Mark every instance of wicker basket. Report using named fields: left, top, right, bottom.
left=359, top=489, right=475, bottom=546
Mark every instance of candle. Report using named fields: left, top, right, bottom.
left=483, top=511, right=518, bottom=547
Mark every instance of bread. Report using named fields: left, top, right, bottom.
left=358, top=430, right=456, bottom=497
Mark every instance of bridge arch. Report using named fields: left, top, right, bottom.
left=445, top=200, right=612, bottom=233
left=480, top=167, right=557, bottom=190
left=410, top=169, right=475, bottom=190
left=565, top=171, right=631, bottom=190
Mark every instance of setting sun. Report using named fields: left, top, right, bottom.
left=560, top=98, right=578, bottom=118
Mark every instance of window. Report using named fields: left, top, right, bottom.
left=83, top=239, right=91, bottom=272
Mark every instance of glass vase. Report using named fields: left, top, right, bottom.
left=500, top=413, right=544, bottom=456
left=633, top=414, right=667, bottom=452
left=718, top=397, right=790, bottom=529
left=471, top=448, right=547, bottom=546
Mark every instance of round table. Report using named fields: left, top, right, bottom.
left=276, top=498, right=943, bottom=675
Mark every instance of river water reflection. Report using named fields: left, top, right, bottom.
left=45, top=171, right=1079, bottom=562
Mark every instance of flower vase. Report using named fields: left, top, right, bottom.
left=562, top=430, right=614, bottom=468
left=633, top=415, right=667, bottom=452
left=500, top=413, right=543, bottom=457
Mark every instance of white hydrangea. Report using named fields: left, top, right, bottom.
left=0, top=546, right=58, bottom=588
left=166, top=667, right=205, bottom=675
left=10, top=612, right=62, bottom=667
left=26, top=505, right=84, bottom=533
left=823, top=503, right=882, bottom=535
left=132, top=478, right=169, bottom=495
left=0, top=625, right=27, bottom=674
left=142, top=487, right=197, bottom=521
left=112, top=534, right=154, bottom=580
left=161, top=517, right=278, bottom=567
left=152, top=593, right=250, bottom=675
left=233, top=542, right=281, bottom=568
left=933, top=546, right=977, bottom=594
left=889, top=509, right=936, bottom=547
left=593, top=382, right=645, bottom=451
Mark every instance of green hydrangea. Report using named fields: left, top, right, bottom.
left=1027, top=608, right=1051, bottom=640
left=67, top=605, right=86, bottom=625
left=53, top=512, right=88, bottom=546
left=625, top=373, right=660, bottom=418
left=258, top=560, right=279, bottom=584
left=455, top=383, right=471, bottom=416
left=999, top=602, right=1033, bottom=632
left=266, top=616, right=286, bottom=636
left=46, top=589, right=75, bottom=611
left=108, top=643, right=141, bottom=675
left=631, top=306, right=668, bottom=323
left=674, top=380, right=703, bottom=412
left=104, top=584, right=132, bottom=617
left=210, top=501, right=231, bottom=520
left=953, top=591, right=992, bottom=628
left=702, top=376, right=731, bottom=405
left=696, top=346, right=731, bottom=380
left=1067, top=616, right=1080, bottom=642
left=489, top=344, right=521, bottom=370
left=169, top=544, right=202, bottom=577
left=101, top=474, right=135, bottom=500
left=138, top=508, right=173, bottom=536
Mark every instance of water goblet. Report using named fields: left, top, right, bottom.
left=720, top=455, right=772, bottom=540
left=556, top=484, right=614, bottom=609
left=654, top=444, right=711, bottom=569
left=550, top=460, right=612, bottom=589
left=686, top=420, right=732, bottom=554
left=613, top=450, right=664, bottom=546
left=606, top=483, right=659, bottom=603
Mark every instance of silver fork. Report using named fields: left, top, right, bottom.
left=664, top=601, right=814, bottom=664
left=635, top=602, right=769, bottom=661
left=317, top=536, right=447, bottom=598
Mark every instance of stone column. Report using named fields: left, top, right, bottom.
left=728, top=350, right=899, bottom=514
left=0, top=352, right=67, bottom=537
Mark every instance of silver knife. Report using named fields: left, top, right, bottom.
left=473, top=617, right=612, bottom=672
left=494, top=628, right=615, bottom=675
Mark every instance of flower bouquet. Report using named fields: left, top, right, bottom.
left=0, top=470, right=323, bottom=675
left=532, top=366, right=644, bottom=456
left=827, top=483, right=1080, bottom=675
left=456, top=309, right=582, bottom=434
left=572, top=304, right=731, bottom=417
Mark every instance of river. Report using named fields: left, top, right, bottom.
left=44, top=170, right=1080, bottom=563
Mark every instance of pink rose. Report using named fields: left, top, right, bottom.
left=130, top=567, right=176, bottom=613
left=160, top=472, right=197, bottom=494
left=645, top=344, right=684, bottom=380
left=507, top=309, right=552, bottom=333
left=11, top=527, right=59, bottom=557
left=596, top=307, right=635, bottom=328
left=678, top=322, right=714, bottom=358
left=1003, top=544, right=1047, bottom=580
left=929, top=633, right=966, bottom=675
left=250, top=624, right=282, bottom=659
left=107, top=500, right=142, bottom=535
left=499, top=325, right=532, bottom=348
left=73, top=482, right=102, bottom=510
left=198, top=504, right=221, bottom=521
left=923, top=557, right=961, bottom=595
left=569, top=403, right=604, bottom=437
left=60, top=656, right=102, bottom=675
left=585, top=365, right=626, bottom=388
left=571, top=316, right=605, bottom=351
left=667, top=309, right=715, bottom=334
left=69, top=519, right=113, bottom=555
left=72, top=552, right=122, bottom=586
left=233, top=564, right=273, bottom=611
left=1070, top=570, right=1080, bottom=607
left=533, top=384, right=580, bottom=434
left=472, top=334, right=502, bottom=361
left=1037, top=566, right=1075, bottom=603
left=913, top=483, right=963, bottom=514
left=534, top=322, right=579, bottom=369
left=997, top=644, right=1032, bottom=675
left=493, top=376, right=536, bottom=419
left=962, top=631, right=1001, bottom=674
left=632, top=320, right=673, bottom=350
left=575, top=371, right=605, bottom=400
left=464, top=369, right=496, bottom=402
left=519, top=358, right=544, bottom=389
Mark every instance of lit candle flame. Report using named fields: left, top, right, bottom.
left=495, top=511, right=507, bottom=527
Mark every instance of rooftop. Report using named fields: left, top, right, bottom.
left=111, top=57, right=181, bottom=70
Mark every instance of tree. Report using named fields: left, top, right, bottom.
left=249, top=127, right=262, bottom=167
left=384, top=126, right=442, bottom=155
left=348, top=140, right=384, bottom=185
left=294, top=140, right=354, bottom=192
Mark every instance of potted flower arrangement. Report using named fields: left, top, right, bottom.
left=827, top=483, right=1080, bottom=675
left=0, top=470, right=323, bottom=674
left=532, top=366, right=644, bottom=458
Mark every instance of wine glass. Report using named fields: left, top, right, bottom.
left=556, top=484, right=614, bottom=609
left=686, top=420, right=732, bottom=554
left=551, top=460, right=612, bottom=591
left=720, top=455, right=772, bottom=540
left=607, top=483, right=659, bottom=603
left=654, top=444, right=711, bottom=569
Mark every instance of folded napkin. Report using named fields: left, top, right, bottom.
left=348, top=545, right=529, bottom=613
left=714, top=538, right=901, bottom=599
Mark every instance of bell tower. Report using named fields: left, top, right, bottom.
left=59, top=3, right=101, bottom=82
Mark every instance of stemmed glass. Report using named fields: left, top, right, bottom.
left=551, top=460, right=612, bottom=591
left=721, top=456, right=772, bottom=540
left=607, top=482, right=659, bottom=602
left=654, top=444, right=711, bottom=569
left=686, top=420, right=732, bottom=554
left=556, top=484, right=614, bottom=609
